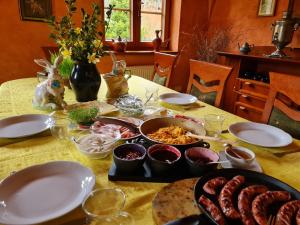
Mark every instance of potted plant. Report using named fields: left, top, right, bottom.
left=50, top=52, right=73, bottom=89
left=48, top=0, right=113, bottom=102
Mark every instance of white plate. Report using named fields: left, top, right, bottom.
left=0, top=114, right=53, bottom=138
left=229, top=122, right=293, bottom=147
left=159, top=93, right=197, bottom=105
left=0, top=161, right=95, bottom=225
left=219, top=151, right=263, bottom=173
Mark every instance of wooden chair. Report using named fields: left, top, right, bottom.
left=187, top=59, right=232, bottom=107
left=151, top=52, right=177, bottom=87
left=261, top=72, right=300, bottom=139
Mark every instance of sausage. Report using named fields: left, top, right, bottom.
left=252, top=191, right=291, bottom=225
left=296, top=208, right=300, bottom=225
left=238, top=185, right=269, bottom=225
left=203, top=177, right=228, bottom=195
left=219, top=175, right=245, bottom=219
left=199, top=195, right=225, bottom=225
left=275, top=200, right=300, bottom=225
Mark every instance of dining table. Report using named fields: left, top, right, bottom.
left=0, top=75, right=300, bottom=225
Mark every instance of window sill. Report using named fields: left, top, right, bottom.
left=106, top=50, right=177, bottom=55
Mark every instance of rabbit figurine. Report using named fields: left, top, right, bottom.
left=32, top=55, right=67, bottom=110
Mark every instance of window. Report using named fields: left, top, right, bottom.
left=104, top=0, right=170, bottom=50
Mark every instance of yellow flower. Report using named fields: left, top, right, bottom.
left=87, top=53, right=100, bottom=64
left=61, top=48, right=72, bottom=58
left=78, top=40, right=84, bottom=47
left=93, top=39, right=102, bottom=48
left=75, top=27, right=81, bottom=34
left=74, top=40, right=84, bottom=47
left=58, top=40, right=66, bottom=48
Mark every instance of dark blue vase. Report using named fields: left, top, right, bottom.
left=70, top=62, right=101, bottom=102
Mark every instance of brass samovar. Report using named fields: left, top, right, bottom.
left=269, top=0, right=300, bottom=58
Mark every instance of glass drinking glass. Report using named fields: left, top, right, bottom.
left=49, top=117, right=71, bottom=140
left=82, top=188, right=135, bottom=225
left=145, top=87, right=159, bottom=106
left=204, top=114, right=225, bottom=137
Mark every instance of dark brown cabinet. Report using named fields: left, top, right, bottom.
left=218, top=47, right=300, bottom=122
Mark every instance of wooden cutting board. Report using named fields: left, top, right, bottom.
left=152, top=178, right=201, bottom=225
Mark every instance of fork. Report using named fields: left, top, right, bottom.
left=267, top=214, right=276, bottom=225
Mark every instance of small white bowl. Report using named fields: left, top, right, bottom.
left=73, top=133, right=118, bottom=159
left=225, top=146, right=255, bottom=168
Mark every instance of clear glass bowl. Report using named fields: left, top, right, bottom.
left=82, top=188, right=135, bottom=225
left=72, top=133, right=119, bottom=159
left=115, top=95, right=144, bottom=117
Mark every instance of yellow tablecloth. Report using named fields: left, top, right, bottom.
left=0, top=76, right=300, bottom=225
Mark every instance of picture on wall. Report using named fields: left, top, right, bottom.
left=258, top=0, right=277, bottom=16
left=19, top=0, right=52, bottom=22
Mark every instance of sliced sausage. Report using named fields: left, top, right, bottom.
left=219, top=175, right=245, bottom=220
left=238, top=185, right=269, bottom=225
left=203, top=177, right=228, bottom=195
left=199, top=195, right=225, bottom=225
left=275, top=200, right=300, bottom=225
left=252, top=191, right=291, bottom=225
left=296, top=208, right=300, bottom=225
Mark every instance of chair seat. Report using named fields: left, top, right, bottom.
left=269, top=107, right=300, bottom=139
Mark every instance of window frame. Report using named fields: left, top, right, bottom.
left=103, top=0, right=171, bottom=50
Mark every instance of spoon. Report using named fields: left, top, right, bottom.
left=186, top=132, right=236, bottom=145
left=223, top=143, right=244, bottom=159
left=144, top=93, right=154, bottom=106
left=194, top=160, right=229, bottom=166
left=207, top=160, right=230, bottom=164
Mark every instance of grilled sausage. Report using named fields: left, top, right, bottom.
left=296, top=208, right=300, bottom=225
left=199, top=195, right=225, bottom=225
left=238, top=185, right=269, bottom=225
left=252, top=191, right=291, bottom=225
left=203, top=177, right=228, bottom=195
left=219, top=175, right=245, bottom=219
left=275, top=200, right=300, bottom=225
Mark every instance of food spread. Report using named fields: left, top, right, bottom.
left=199, top=175, right=300, bottom=225
left=147, top=126, right=197, bottom=145
left=76, top=134, right=115, bottom=153
left=91, top=121, right=138, bottom=139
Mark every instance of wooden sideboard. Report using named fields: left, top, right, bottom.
left=217, top=47, right=300, bottom=122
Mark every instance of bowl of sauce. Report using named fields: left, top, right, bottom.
left=113, top=143, right=146, bottom=173
left=225, top=146, right=255, bottom=168
left=147, top=144, right=181, bottom=175
left=184, top=147, right=219, bottom=176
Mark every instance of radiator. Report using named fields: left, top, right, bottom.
left=127, top=65, right=154, bottom=80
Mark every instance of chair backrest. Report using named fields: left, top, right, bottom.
left=151, top=52, right=177, bottom=87
left=187, top=59, right=232, bottom=107
left=261, top=72, right=300, bottom=139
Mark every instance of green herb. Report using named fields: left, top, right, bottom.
left=50, top=52, right=74, bottom=79
left=68, top=107, right=98, bottom=124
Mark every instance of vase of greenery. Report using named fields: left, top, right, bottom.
left=48, top=0, right=113, bottom=102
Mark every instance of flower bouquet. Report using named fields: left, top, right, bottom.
left=48, top=0, right=114, bottom=102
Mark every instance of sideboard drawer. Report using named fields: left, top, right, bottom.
left=234, top=102, right=263, bottom=122
left=236, top=78, right=269, bottom=98
left=235, top=91, right=266, bottom=109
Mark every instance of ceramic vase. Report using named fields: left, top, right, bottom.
left=70, top=62, right=101, bottom=102
left=152, top=30, right=162, bottom=51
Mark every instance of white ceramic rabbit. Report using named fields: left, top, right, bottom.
left=32, top=55, right=67, bottom=110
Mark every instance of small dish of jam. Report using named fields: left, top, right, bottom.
left=113, top=144, right=146, bottom=173
left=147, top=144, right=181, bottom=175
left=184, top=147, right=219, bottom=176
